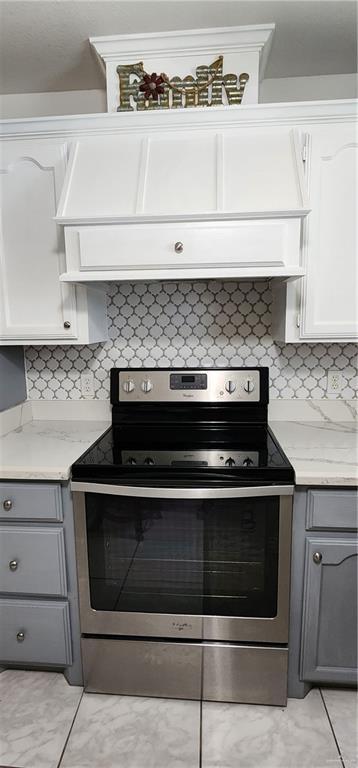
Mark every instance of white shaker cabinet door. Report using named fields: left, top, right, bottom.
left=300, top=122, right=358, bottom=340
left=0, top=140, right=78, bottom=341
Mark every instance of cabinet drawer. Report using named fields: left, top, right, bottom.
left=72, top=219, right=300, bottom=272
left=0, top=598, right=72, bottom=666
left=0, top=526, right=67, bottom=596
left=306, top=490, right=357, bottom=531
left=0, top=483, right=63, bottom=522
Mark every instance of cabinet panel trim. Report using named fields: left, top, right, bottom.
left=300, top=537, right=358, bottom=683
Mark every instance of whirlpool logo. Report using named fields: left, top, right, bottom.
left=172, top=621, right=193, bottom=631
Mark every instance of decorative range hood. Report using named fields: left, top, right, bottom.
left=56, top=25, right=309, bottom=283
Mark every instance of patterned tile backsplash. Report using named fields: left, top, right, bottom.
left=25, top=281, right=357, bottom=400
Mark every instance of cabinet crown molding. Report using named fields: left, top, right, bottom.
left=1, top=100, right=357, bottom=142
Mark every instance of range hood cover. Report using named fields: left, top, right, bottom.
left=56, top=117, right=309, bottom=226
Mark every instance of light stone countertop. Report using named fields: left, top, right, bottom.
left=0, top=419, right=110, bottom=481
left=270, top=420, right=358, bottom=487
left=0, top=399, right=356, bottom=486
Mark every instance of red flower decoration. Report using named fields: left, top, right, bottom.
left=139, top=72, right=165, bottom=100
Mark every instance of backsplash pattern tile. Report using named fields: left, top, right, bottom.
left=25, top=281, right=357, bottom=400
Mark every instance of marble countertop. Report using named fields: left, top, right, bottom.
left=0, top=400, right=356, bottom=486
left=270, top=420, right=357, bottom=487
left=0, top=419, right=110, bottom=480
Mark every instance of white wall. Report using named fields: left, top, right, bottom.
left=0, top=89, right=106, bottom=118
left=0, top=73, right=356, bottom=119
left=260, top=73, right=357, bottom=103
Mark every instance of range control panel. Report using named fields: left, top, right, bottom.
left=121, top=450, right=259, bottom=467
left=117, top=369, right=263, bottom=403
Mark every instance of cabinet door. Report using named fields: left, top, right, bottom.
left=300, top=123, right=358, bottom=339
left=0, top=140, right=78, bottom=340
left=301, top=537, right=358, bottom=684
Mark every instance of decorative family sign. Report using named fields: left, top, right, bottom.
left=116, top=56, right=249, bottom=112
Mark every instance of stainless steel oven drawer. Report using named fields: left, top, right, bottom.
left=82, top=637, right=288, bottom=706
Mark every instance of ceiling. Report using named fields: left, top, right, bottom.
left=0, top=0, right=357, bottom=95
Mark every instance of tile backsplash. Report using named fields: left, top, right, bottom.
left=25, top=281, right=357, bottom=400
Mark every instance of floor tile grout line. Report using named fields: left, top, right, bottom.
left=319, top=688, right=345, bottom=768
left=57, top=689, right=85, bottom=768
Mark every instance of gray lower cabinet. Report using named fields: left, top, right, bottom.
left=0, top=526, right=67, bottom=595
left=301, top=537, right=358, bottom=684
left=0, top=599, right=72, bottom=665
left=0, top=481, right=82, bottom=685
left=0, top=483, right=63, bottom=521
left=288, top=487, right=358, bottom=697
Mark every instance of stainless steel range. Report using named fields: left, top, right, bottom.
left=71, top=367, right=294, bottom=706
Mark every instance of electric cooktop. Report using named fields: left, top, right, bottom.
left=72, top=367, right=294, bottom=487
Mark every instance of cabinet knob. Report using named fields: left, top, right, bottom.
left=313, top=551, right=322, bottom=564
left=16, top=631, right=25, bottom=643
left=63, top=321, right=71, bottom=329
left=174, top=241, right=184, bottom=254
left=9, top=559, right=18, bottom=571
left=3, top=499, right=13, bottom=511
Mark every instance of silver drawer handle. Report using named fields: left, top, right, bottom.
left=174, top=241, right=184, bottom=253
left=16, top=631, right=25, bottom=642
left=64, top=321, right=71, bottom=329
left=313, top=552, right=322, bottom=564
left=3, top=499, right=13, bottom=511
left=9, top=559, right=18, bottom=571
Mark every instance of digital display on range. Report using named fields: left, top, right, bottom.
left=170, top=373, right=208, bottom=390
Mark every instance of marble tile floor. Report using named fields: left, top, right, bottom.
left=0, top=671, right=356, bottom=768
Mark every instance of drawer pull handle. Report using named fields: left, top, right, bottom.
left=9, top=559, right=18, bottom=571
left=16, top=631, right=25, bottom=642
left=174, top=241, right=184, bottom=254
left=313, top=551, right=322, bottom=564
left=3, top=499, right=13, bottom=511
left=64, top=321, right=71, bottom=329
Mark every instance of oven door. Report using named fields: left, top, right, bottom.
left=72, top=483, right=293, bottom=644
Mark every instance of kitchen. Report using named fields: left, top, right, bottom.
left=0, top=2, right=357, bottom=767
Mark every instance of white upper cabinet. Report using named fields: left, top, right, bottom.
left=302, top=123, right=357, bottom=338
left=56, top=116, right=308, bottom=282
left=0, top=139, right=107, bottom=345
left=1, top=99, right=356, bottom=342
left=272, top=111, right=358, bottom=343
left=1, top=142, right=75, bottom=340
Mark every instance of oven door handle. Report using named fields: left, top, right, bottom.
left=71, top=482, right=294, bottom=498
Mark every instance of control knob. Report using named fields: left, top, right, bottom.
left=243, top=378, right=255, bottom=394
left=123, top=380, right=135, bottom=394
left=225, top=380, right=236, bottom=394
left=141, top=380, right=153, bottom=394
left=126, top=457, right=137, bottom=465
left=243, top=457, right=254, bottom=467
left=144, top=457, right=155, bottom=465
left=225, top=457, right=236, bottom=467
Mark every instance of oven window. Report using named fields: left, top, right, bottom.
left=85, top=495, right=279, bottom=618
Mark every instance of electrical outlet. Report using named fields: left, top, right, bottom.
left=327, top=370, right=343, bottom=395
left=81, top=372, right=95, bottom=399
